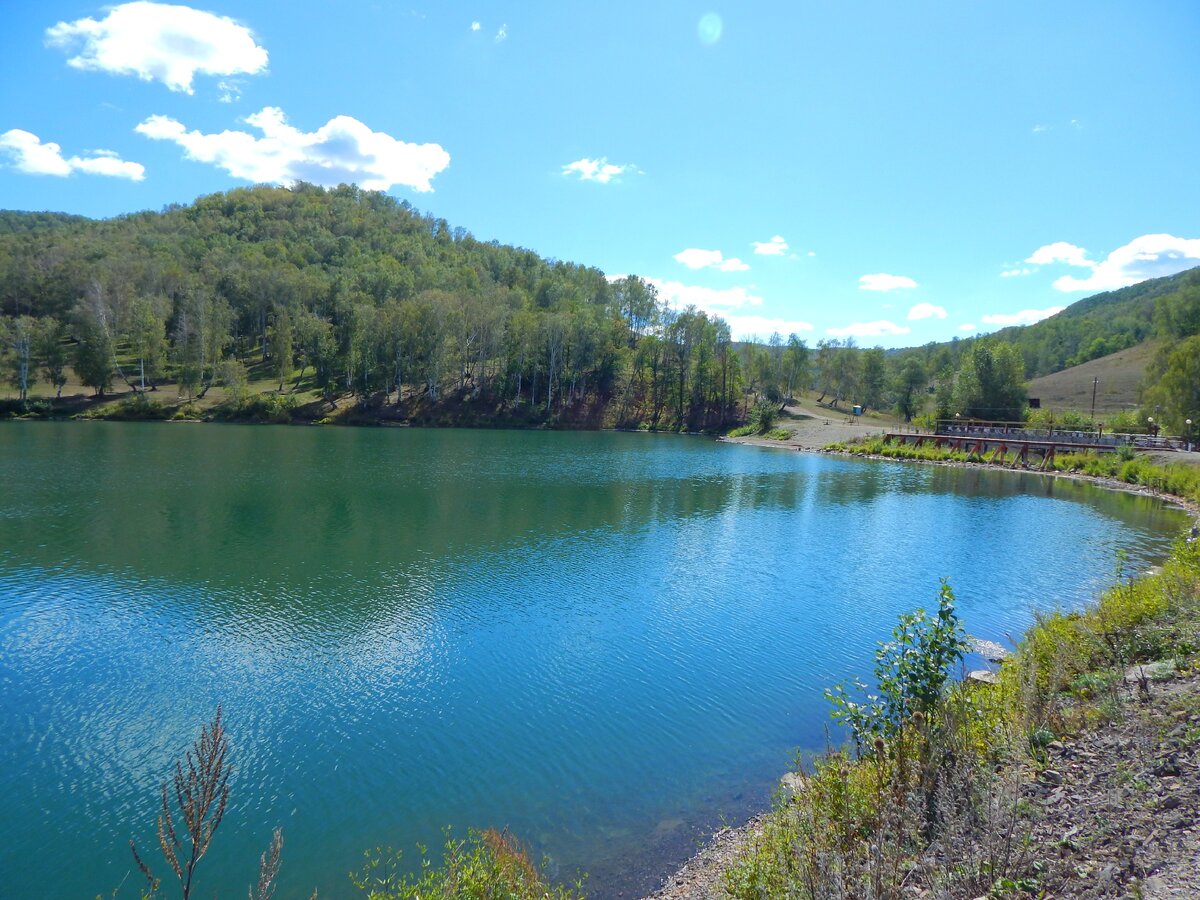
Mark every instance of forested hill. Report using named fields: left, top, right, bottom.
left=961, top=266, right=1199, bottom=379
left=0, top=183, right=750, bottom=431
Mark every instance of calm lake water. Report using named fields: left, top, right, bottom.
left=0, top=423, right=1188, bottom=898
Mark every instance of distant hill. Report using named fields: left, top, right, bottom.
left=1025, top=340, right=1161, bottom=416
left=991, top=266, right=1199, bottom=379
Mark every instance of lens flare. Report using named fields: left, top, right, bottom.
left=697, top=13, right=723, bottom=45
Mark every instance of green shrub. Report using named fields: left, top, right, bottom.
left=351, top=829, right=584, bottom=900
left=827, top=581, right=969, bottom=748
left=107, top=394, right=170, bottom=420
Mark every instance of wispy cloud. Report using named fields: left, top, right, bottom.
left=136, top=106, right=450, bottom=192
left=216, top=79, right=243, bottom=103
left=751, top=235, right=789, bottom=256
left=1000, top=267, right=1032, bottom=277
left=958, top=323, right=977, bottom=332
left=827, top=320, right=911, bottom=338
left=906, top=302, right=946, bottom=321
left=46, top=1, right=268, bottom=94
left=980, top=307, right=1065, bottom=327
left=0, top=129, right=144, bottom=180
left=1026, top=234, right=1200, bottom=293
left=562, top=156, right=637, bottom=184
left=673, top=248, right=748, bottom=272
left=495, top=23, right=508, bottom=41
left=858, top=273, right=917, bottom=292
left=470, top=21, right=481, bottom=32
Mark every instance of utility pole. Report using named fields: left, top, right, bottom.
left=1090, top=376, right=1098, bottom=425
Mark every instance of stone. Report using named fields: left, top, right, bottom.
left=970, top=637, right=1010, bottom=662
left=780, top=771, right=808, bottom=799
left=1040, top=769, right=1064, bottom=786
left=967, top=669, right=998, bottom=685
left=1125, top=660, right=1177, bottom=684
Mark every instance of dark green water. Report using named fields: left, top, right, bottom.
left=0, top=423, right=1188, bottom=898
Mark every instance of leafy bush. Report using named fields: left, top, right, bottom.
left=351, top=829, right=584, bottom=900
left=748, top=398, right=779, bottom=434
left=107, top=394, right=171, bottom=420
left=827, top=581, right=969, bottom=749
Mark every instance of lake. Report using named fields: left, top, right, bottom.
left=0, top=423, right=1188, bottom=898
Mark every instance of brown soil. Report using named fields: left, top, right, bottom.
left=1016, top=671, right=1200, bottom=899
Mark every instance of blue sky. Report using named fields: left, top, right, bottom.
left=2, top=1, right=1198, bottom=347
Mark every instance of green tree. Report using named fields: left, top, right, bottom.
left=860, top=346, right=887, bottom=411
left=2, top=315, right=37, bottom=403
left=269, top=306, right=295, bottom=392
left=1142, top=335, right=1200, bottom=432
left=893, top=356, right=927, bottom=422
left=943, top=339, right=1026, bottom=421
left=72, top=302, right=114, bottom=396
left=36, top=316, right=70, bottom=398
left=128, top=295, right=168, bottom=391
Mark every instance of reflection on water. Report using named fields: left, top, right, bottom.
left=0, top=423, right=1188, bottom=898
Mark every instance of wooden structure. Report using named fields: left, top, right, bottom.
left=883, top=430, right=1120, bottom=470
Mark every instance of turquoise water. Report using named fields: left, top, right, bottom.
left=0, top=423, right=1187, bottom=898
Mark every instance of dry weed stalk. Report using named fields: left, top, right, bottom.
left=131, top=706, right=231, bottom=900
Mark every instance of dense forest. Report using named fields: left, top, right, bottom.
left=0, top=183, right=1197, bottom=431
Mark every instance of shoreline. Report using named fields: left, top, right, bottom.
left=639, top=438, right=1199, bottom=900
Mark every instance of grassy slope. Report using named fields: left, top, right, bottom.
left=1025, top=339, right=1161, bottom=415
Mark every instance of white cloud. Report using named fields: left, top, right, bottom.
left=643, top=277, right=764, bottom=313
left=673, top=248, right=749, bottom=272
left=827, top=320, right=912, bottom=338
left=496, top=23, right=508, bottom=41
left=470, top=21, right=481, bottom=31
left=751, top=235, right=789, bottom=256
left=562, top=156, right=636, bottom=184
left=1025, top=241, right=1091, bottom=268
left=906, top=302, right=947, bottom=321
left=858, top=273, right=917, bottom=292
left=135, top=107, right=450, bottom=192
left=216, top=79, right=242, bottom=103
left=1046, top=234, right=1200, bottom=293
left=958, top=323, right=977, bottom=332
left=46, top=1, right=268, bottom=94
left=721, top=314, right=815, bottom=341
left=980, top=306, right=1065, bottom=327
left=0, top=129, right=145, bottom=180
left=1032, top=124, right=1048, bottom=133
left=1000, top=267, right=1033, bottom=277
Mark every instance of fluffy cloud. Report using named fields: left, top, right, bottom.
left=642, top=277, right=763, bottom=313
left=673, top=248, right=749, bottom=272
left=751, top=235, right=789, bottom=256
left=721, top=314, right=815, bottom=341
left=135, top=107, right=450, bottom=191
left=906, top=302, right=947, bottom=321
left=561, top=157, right=637, bottom=184
left=1041, top=234, right=1200, bottom=293
left=470, top=21, right=481, bottom=31
left=858, top=273, right=917, bottom=292
left=46, top=2, right=268, bottom=94
left=827, top=320, right=912, bottom=338
left=980, top=307, right=1065, bottom=327
left=1025, top=241, right=1091, bottom=268
left=0, top=129, right=145, bottom=180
